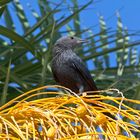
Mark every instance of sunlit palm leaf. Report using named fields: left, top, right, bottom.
left=0, top=0, right=140, bottom=104
left=99, top=15, right=110, bottom=68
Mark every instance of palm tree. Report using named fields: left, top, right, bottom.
left=0, top=1, right=140, bottom=139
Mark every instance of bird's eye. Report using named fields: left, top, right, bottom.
left=70, top=36, right=74, bottom=39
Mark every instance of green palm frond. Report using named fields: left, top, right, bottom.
left=0, top=0, right=140, bottom=105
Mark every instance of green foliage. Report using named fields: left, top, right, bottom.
left=0, top=0, right=140, bottom=105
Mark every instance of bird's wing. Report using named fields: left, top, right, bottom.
left=71, top=59, right=98, bottom=91
left=51, top=65, right=59, bottom=83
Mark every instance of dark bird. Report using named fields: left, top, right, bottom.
left=51, top=36, right=98, bottom=94
left=51, top=36, right=115, bottom=119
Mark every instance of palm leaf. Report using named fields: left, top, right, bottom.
left=0, top=0, right=140, bottom=104
left=0, top=0, right=12, bottom=6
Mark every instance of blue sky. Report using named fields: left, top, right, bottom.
left=80, top=0, right=140, bottom=31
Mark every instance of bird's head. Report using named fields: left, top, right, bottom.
left=53, top=36, right=87, bottom=52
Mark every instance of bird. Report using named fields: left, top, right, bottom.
left=51, top=36, right=98, bottom=94
left=51, top=36, right=115, bottom=119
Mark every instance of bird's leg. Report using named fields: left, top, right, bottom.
left=78, top=85, right=84, bottom=96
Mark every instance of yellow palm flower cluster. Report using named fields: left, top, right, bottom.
left=0, top=85, right=140, bottom=140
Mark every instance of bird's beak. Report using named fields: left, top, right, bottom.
left=77, top=39, right=88, bottom=44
